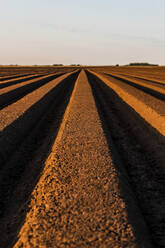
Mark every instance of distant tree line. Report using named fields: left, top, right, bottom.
left=128, top=62, right=159, bottom=66
left=53, top=64, right=63, bottom=66
left=70, top=64, right=81, bottom=66
left=52, top=64, right=81, bottom=66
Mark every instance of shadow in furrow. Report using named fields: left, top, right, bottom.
left=117, top=73, right=165, bottom=92
left=125, top=74, right=165, bottom=88
left=0, top=74, right=46, bottom=89
left=0, top=70, right=80, bottom=248
left=86, top=70, right=165, bottom=248
left=105, top=73, right=165, bottom=101
left=0, top=73, right=65, bottom=110
left=0, top=74, right=34, bottom=82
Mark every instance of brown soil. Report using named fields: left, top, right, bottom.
left=0, top=73, right=71, bottom=132
left=117, top=74, right=165, bottom=86
left=97, top=72, right=165, bottom=122
left=0, top=70, right=80, bottom=247
left=0, top=66, right=76, bottom=77
left=86, top=70, right=165, bottom=247
left=13, top=70, right=151, bottom=248
left=0, top=73, right=35, bottom=81
left=105, top=73, right=165, bottom=98
left=89, top=66, right=165, bottom=81
left=0, top=67, right=164, bottom=247
left=0, top=73, right=68, bottom=111
left=0, top=74, right=46, bottom=89
left=0, top=74, right=48, bottom=94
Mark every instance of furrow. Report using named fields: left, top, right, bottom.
left=0, top=73, right=47, bottom=90
left=0, top=71, right=79, bottom=168
left=86, top=70, right=165, bottom=247
left=0, top=73, right=62, bottom=95
left=0, top=73, right=34, bottom=82
left=118, top=73, right=165, bottom=87
left=14, top=70, right=151, bottom=248
left=105, top=73, right=165, bottom=101
left=112, top=73, right=165, bottom=92
left=0, top=72, right=66, bottom=110
left=0, top=71, right=80, bottom=247
left=98, top=72, right=165, bottom=118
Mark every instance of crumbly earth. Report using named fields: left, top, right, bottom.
left=0, top=72, right=71, bottom=131
left=91, top=71, right=165, bottom=136
left=108, top=73, right=165, bottom=94
left=90, top=66, right=165, bottom=82
left=86, top=70, right=165, bottom=247
left=0, top=71, right=79, bottom=248
left=14, top=71, right=151, bottom=248
left=117, top=74, right=165, bottom=88
left=98, top=73, right=165, bottom=116
left=0, top=67, right=163, bottom=247
left=0, top=74, right=49, bottom=95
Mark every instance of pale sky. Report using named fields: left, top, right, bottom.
left=1, top=0, right=165, bottom=65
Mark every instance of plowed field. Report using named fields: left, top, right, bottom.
left=0, top=67, right=164, bottom=248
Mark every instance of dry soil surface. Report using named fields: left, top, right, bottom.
left=14, top=71, right=151, bottom=248
left=0, top=68, right=164, bottom=248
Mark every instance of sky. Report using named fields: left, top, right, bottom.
left=0, top=0, right=165, bottom=65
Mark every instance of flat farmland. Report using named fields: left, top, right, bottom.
left=0, top=66, right=77, bottom=77
left=89, top=65, right=165, bottom=82
left=0, top=66, right=164, bottom=248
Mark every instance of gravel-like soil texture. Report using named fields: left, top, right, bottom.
left=0, top=73, right=69, bottom=111
left=0, top=73, right=34, bottom=81
left=86, top=70, right=165, bottom=247
left=0, top=74, right=46, bottom=90
left=0, top=74, right=50, bottom=95
left=0, top=67, right=164, bottom=247
left=94, top=72, right=165, bottom=129
left=0, top=66, right=76, bottom=77
left=0, top=72, right=75, bottom=167
left=0, top=72, right=71, bottom=132
left=118, top=74, right=165, bottom=87
left=106, top=73, right=165, bottom=101
left=0, top=71, right=80, bottom=247
left=89, top=66, right=165, bottom=82
left=13, top=70, right=152, bottom=248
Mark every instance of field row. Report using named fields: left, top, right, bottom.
left=0, top=69, right=164, bottom=247
left=0, top=66, right=77, bottom=78
left=89, top=66, right=165, bottom=82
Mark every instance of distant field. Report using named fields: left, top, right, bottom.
left=0, top=66, right=164, bottom=247
left=0, top=65, right=78, bottom=77
left=88, top=65, right=165, bottom=81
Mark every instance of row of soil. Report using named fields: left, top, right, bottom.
left=0, top=70, right=80, bottom=247
left=90, top=66, right=165, bottom=82
left=103, top=73, right=165, bottom=101
left=92, top=68, right=165, bottom=86
left=13, top=70, right=151, bottom=248
left=0, top=73, right=71, bottom=133
left=0, top=73, right=35, bottom=81
left=0, top=72, right=75, bottom=166
left=0, top=67, right=77, bottom=77
left=0, top=73, right=47, bottom=89
left=111, top=73, right=165, bottom=93
left=98, top=72, right=165, bottom=118
left=86, top=70, right=165, bottom=247
left=0, top=73, right=65, bottom=96
left=0, top=74, right=53, bottom=96
left=116, top=73, right=165, bottom=87
left=0, top=72, right=67, bottom=111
